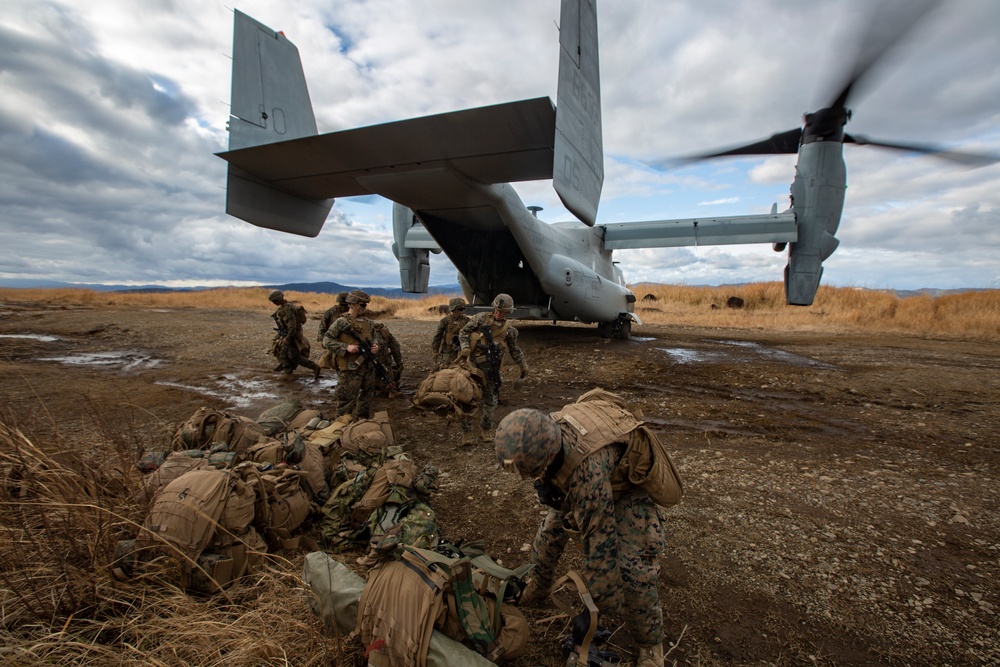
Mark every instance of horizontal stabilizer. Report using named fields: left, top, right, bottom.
left=226, top=166, right=332, bottom=237
left=601, top=211, right=797, bottom=249
left=217, top=98, right=557, bottom=202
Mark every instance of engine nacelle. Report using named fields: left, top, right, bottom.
left=785, top=141, right=846, bottom=305
left=392, top=204, right=430, bottom=293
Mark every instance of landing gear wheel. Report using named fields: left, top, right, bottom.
left=613, top=317, right=632, bottom=341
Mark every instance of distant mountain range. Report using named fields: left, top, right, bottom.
left=0, top=278, right=989, bottom=300
left=0, top=278, right=462, bottom=299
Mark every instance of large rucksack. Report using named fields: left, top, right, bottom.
left=356, top=540, right=532, bottom=666
left=412, top=366, right=484, bottom=417
left=239, top=465, right=313, bottom=551
left=171, top=407, right=266, bottom=456
left=117, top=468, right=261, bottom=593
left=321, top=457, right=438, bottom=554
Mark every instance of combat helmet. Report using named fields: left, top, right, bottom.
left=267, top=290, right=284, bottom=303
left=346, top=289, right=371, bottom=304
left=491, top=293, right=514, bottom=313
left=494, top=408, right=562, bottom=480
left=448, top=297, right=467, bottom=312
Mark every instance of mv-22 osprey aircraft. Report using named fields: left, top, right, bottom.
left=216, top=0, right=994, bottom=339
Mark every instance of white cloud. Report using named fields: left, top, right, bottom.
left=0, top=0, right=997, bottom=292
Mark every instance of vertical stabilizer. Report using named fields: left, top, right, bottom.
left=228, top=10, right=318, bottom=150
left=554, top=0, right=603, bottom=227
left=224, top=11, right=332, bottom=237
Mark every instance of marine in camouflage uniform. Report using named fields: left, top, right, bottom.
left=317, top=291, right=349, bottom=342
left=431, top=297, right=470, bottom=369
left=373, top=321, right=403, bottom=393
left=457, top=294, right=527, bottom=441
left=322, top=290, right=382, bottom=418
left=268, top=290, right=320, bottom=379
left=494, top=402, right=666, bottom=667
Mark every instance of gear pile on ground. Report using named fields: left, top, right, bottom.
left=113, top=401, right=454, bottom=595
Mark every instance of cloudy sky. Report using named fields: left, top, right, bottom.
left=2, top=0, right=998, bottom=292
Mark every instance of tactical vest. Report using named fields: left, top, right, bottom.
left=336, top=317, right=374, bottom=371
left=549, top=399, right=640, bottom=493
left=468, top=318, right=510, bottom=364
left=549, top=392, right=684, bottom=507
left=438, top=317, right=468, bottom=354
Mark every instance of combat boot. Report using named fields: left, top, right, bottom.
left=313, top=365, right=321, bottom=381
left=636, top=643, right=664, bottom=667
left=518, top=579, right=551, bottom=606
left=460, top=429, right=474, bottom=447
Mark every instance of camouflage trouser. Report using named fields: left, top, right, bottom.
left=333, top=366, right=377, bottom=419
left=475, top=360, right=499, bottom=429
left=530, top=490, right=665, bottom=647
left=436, top=349, right=459, bottom=369
left=274, top=336, right=319, bottom=374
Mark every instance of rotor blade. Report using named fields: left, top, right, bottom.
left=650, top=128, right=803, bottom=168
left=828, top=0, right=942, bottom=110
left=844, top=134, right=1000, bottom=168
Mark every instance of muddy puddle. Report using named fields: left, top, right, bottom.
left=38, top=350, right=165, bottom=371
left=657, top=339, right=837, bottom=368
left=156, top=374, right=338, bottom=410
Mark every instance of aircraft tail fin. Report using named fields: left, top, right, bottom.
left=554, top=0, right=603, bottom=227
left=228, top=10, right=318, bottom=150
left=223, top=10, right=332, bottom=237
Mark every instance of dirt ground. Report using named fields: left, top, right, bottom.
left=1, top=302, right=998, bottom=666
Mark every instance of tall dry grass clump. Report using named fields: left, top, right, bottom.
left=0, top=406, right=341, bottom=666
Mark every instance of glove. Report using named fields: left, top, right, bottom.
left=457, top=348, right=471, bottom=360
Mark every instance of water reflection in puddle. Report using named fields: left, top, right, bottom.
left=156, top=374, right=339, bottom=409
left=2, top=333, right=61, bottom=342
left=39, top=350, right=164, bottom=370
left=157, top=375, right=280, bottom=408
left=658, top=340, right=836, bottom=368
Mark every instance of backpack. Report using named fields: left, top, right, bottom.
left=294, top=303, right=308, bottom=325
left=320, top=458, right=438, bottom=553
left=256, top=399, right=304, bottom=436
left=240, top=465, right=312, bottom=550
left=356, top=540, right=532, bottom=666
left=339, top=411, right=395, bottom=465
left=412, top=366, right=484, bottom=417
left=171, top=407, right=266, bottom=456
left=118, top=468, right=260, bottom=592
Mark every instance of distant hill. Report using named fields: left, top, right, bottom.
left=0, top=278, right=988, bottom=300
left=265, top=281, right=462, bottom=299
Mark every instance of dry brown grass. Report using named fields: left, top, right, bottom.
left=3, top=284, right=997, bottom=341
left=0, top=408, right=349, bottom=667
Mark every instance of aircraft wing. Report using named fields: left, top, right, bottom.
left=217, top=97, right=557, bottom=203
left=601, top=210, right=797, bottom=248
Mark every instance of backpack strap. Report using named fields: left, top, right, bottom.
left=405, top=546, right=505, bottom=661
left=550, top=570, right=599, bottom=667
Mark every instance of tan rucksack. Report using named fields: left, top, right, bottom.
left=356, top=541, right=531, bottom=666
left=171, top=407, right=266, bottom=456
left=339, top=411, right=395, bottom=461
left=412, top=366, right=484, bottom=417
left=125, top=468, right=260, bottom=592
left=240, top=465, right=312, bottom=550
